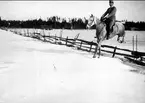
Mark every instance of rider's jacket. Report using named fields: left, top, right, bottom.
left=102, top=6, right=116, bottom=21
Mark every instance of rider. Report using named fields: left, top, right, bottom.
left=100, top=0, right=116, bottom=40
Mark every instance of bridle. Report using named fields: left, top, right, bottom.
left=87, top=16, right=95, bottom=28
left=87, top=16, right=106, bottom=42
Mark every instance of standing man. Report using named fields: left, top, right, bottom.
left=101, top=0, right=117, bottom=39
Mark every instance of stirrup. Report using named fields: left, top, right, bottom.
left=106, top=33, right=110, bottom=40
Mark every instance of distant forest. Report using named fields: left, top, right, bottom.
left=0, top=16, right=145, bottom=30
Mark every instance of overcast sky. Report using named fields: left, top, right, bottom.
left=0, top=1, right=145, bottom=22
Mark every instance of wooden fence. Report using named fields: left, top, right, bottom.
left=3, top=28, right=145, bottom=66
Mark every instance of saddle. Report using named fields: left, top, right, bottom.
left=101, top=18, right=116, bottom=39
left=106, top=22, right=117, bottom=39
left=94, top=20, right=118, bottom=39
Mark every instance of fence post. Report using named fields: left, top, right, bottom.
left=43, top=29, right=45, bottom=36
left=60, top=29, right=63, bottom=39
left=136, top=35, right=137, bottom=52
left=112, top=46, right=117, bottom=58
left=89, top=44, right=92, bottom=52
left=133, top=36, right=134, bottom=52
left=27, top=29, right=29, bottom=37
left=80, top=41, right=83, bottom=49
left=48, top=32, right=50, bottom=41
left=89, top=42, right=93, bottom=52
left=24, top=29, right=26, bottom=36
left=55, top=34, right=56, bottom=44
left=66, top=36, right=68, bottom=45
left=135, top=35, right=138, bottom=60
left=59, top=30, right=63, bottom=45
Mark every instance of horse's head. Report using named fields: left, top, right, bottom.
left=87, top=15, right=107, bottom=43
left=86, top=14, right=101, bottom=29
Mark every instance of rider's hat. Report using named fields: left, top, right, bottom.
left=91, top=14, right=93, bottom=17
left=109, top=0, right=114, bottom=3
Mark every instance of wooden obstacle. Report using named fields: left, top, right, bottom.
left=5, top=28, right=145, bottom=66
left=124, top=35, right=145, bottom=66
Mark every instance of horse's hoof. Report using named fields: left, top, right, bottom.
left=119, top=41, right=123, bottom=43
left=93, top=55, right=96, bottom=58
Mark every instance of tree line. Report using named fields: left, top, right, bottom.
left=0, top=16, right=145, bottom=30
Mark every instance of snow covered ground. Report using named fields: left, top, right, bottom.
left=0, top=29, right=145, bottom=103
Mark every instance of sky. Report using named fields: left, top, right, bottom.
left=0, top=1, right=145, bottom=22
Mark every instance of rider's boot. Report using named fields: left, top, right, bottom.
left=106, top=26, right=113, bottom=40
left=106, top=29, right=110, bottom=40
left=106, top=33, right=109, bottom=40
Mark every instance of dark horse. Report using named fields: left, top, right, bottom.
left=87, top=15, right=125, bottom=58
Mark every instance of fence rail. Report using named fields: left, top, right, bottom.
left=3, top=28, right=145, bottom=66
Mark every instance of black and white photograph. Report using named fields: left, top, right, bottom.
left=0, top=0, right=145, bottom=103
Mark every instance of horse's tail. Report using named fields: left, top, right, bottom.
left=121, top=25, right=126, bottom=43
left=122, top=24, right=126, bottom=37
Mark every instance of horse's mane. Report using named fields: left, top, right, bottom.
left=95, top=17, right=106, bottom=35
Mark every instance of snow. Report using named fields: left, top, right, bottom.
left=0, top=29, right=145, bottom=103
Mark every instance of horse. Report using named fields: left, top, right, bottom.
left=86, top=15, right=125, bottom=58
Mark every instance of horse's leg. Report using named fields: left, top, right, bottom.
left=121, top=34, right=125, bottom=43
left=120, top=25, right=125, bottom=43
left=93, top=28, right=99, bottom=58
left=93, top=39, right=102, bottom=58
left=117, top=28, right=125, bottom=43
left=117, top=35, right=120, bottom=42
left=98, top=45, right=101, bottom=58
left=98, top=41, right=102, bottom=58
left=120, top=31, right=125, bottom=43
left=93, top=44, right=98, bottom=58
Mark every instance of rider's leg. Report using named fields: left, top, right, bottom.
left=109, top=20, right=115, bottom=33
left=106, top=20, right=115, bottom=39
left=106, top=22, right=110, bottom=40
